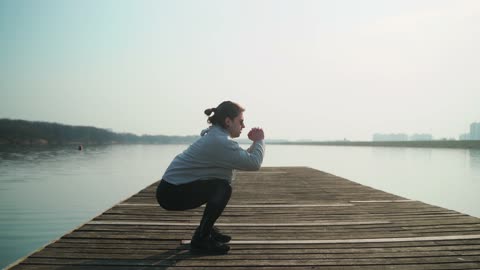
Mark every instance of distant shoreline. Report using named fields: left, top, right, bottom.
left=0, top=118, right=199, bottom=146
left=2, top=119, right=479, bottom=149
left=270, top=140, right=480, bottom=149
left=3, top=140, right=480, bottom=150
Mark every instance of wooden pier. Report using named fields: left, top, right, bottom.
left=8, top=167, right=480, bottom=269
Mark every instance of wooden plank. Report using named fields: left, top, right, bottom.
left=26, top=249, right=480, bottom=259
left=181, top=234, right=480, bottom=244
left=17, top=256, right=480, bottom=266
left=38, top=244, right=480, bottom=254
left=350, top=200, right=414, bottom=203
left=11, top=264, right=480, bottom=270
left=88, top=220, right=391, bottom=226
left=119, top=203, right=356, bottom=207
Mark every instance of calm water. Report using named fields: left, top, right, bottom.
left=1, top=144, right=480, bottom=268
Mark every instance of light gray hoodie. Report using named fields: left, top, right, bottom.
left=162, top=125, right=265, bottom=185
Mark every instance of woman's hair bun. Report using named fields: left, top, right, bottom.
left=204, top=107, right=216, bottom=116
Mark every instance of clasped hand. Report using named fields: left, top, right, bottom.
left=248, top=127, right=265, bottom=141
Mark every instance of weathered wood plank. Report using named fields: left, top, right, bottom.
left=11, top=264, right=480, bottom=270
left=17, top=256, right=480, bottom=266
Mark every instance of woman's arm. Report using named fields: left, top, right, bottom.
left=212, top=128, right=265, bottom=171
left=219, top=140, right=265, bottom=171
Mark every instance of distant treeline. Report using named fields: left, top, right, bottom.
left=0, top=119, right=199, bottom=145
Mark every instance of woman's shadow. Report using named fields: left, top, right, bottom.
left=142, top=243, right=212, bottom=269
left=53, top=243, right=215, bottom=270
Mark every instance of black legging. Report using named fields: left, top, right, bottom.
left=156, top=179, right=232, bottom=237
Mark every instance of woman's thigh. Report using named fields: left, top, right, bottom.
left=156, top=179, right=229, bottom=211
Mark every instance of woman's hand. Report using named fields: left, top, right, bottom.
left=248, top=127, right=265, bottom=141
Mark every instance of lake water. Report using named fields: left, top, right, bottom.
left=1, top=144, right=480, bottom=268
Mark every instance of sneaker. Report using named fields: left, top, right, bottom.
left=211, top=226, right=231, bottom=243
left=190, top=231, right=230, bottom=254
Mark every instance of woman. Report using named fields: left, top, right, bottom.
left=156, top=101, right=265, bottom=254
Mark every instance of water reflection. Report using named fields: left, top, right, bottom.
left=0, top=144, right=111, bottom=162
left=469, top=149, right=480, bottom=170
left=371, top=146, right=409, bottom=160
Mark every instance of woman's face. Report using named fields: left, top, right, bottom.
left=226, top=112, right=245, bottom=138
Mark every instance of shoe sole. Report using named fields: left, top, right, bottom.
left=214, top=236, right=231, bottom=243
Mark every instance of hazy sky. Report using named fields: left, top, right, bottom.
left=1, top=0, right=479, bottom=141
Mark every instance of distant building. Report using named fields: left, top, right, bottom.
left=471, top=122, right=480, bottom=140
left=372, top=133, right=409, bottom=141
left=459, top=133, right=470, bottom=140
left=409, top=134, right=433, bottom=141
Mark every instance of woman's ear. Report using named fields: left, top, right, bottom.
left=225, top=117, right=232, bottom=128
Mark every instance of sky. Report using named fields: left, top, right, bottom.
left=1, top=0, right=479, bottom=141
